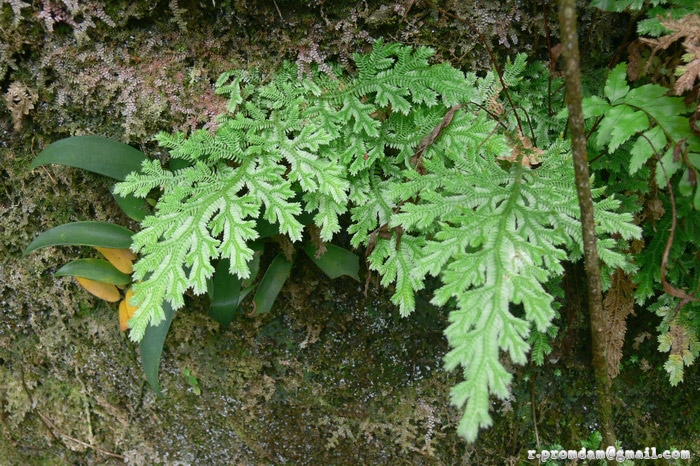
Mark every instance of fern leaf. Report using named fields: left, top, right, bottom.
left=529, top=330, right=554, bottom=366
left=112, top=45, right=642, bottom=446
left=348, top=180, right=394, bottom=248
left=367, top=234, right=426, bottom=316
left=245, top=164, right=303, bottom=242
left=337, top=96, right=380, bottom=138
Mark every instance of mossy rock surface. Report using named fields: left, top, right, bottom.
left=1, top=1, right=698, bottom=464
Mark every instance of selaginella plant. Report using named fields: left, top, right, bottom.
left=112, top=41, right=641, bottom=441
left=26, top=135, right=360, bottom=393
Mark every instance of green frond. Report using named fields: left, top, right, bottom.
left=112, top=43, right=642, bottom=445
left=348, top=181, right=395, bottom=247
left=304, top=193, right=345, bottom=241
left=367, top=234, right=426, bottom=316
left=502, top=53, right=528, bottom=87
left=337, top=96, right=380, bottom=137
left=529, top=330, right=554, bottom=366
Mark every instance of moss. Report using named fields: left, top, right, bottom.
left=2, top=0, right=698, bottom=464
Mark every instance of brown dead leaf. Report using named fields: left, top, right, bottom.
left=499, top=133, right=544, bottom=167
left=668, top=321, right=692, bottom=359
left=4, top=82, right=38, bottom=131
left=640, top=14, right=700, bottom=95
left=674, top=43, right=700, bottom=94
left=604, top=270, right=636, bottom=379
left=307, top=224, right=327, bottom=259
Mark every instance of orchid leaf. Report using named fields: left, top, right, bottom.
left=140, top=301, right=175, bottom=396
left=24, top=221, right=134, bottom=254
left=75, top=277, right=121, bottom=302
left=303, top=243, right=360, bottom=281
left=207, top=258, right=243, bottom=328
left=253, top=253, right=293, bottom=315
left=55, top=258, right=131, bottom=285
left=30, top=135, right=146, bottom=180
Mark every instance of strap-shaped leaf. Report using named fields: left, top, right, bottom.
left=55, top=258, right=131, bottom=285
left=303, top=243, right=360, bottom=281
left=30, top=135, right=146, bottom=180
left=207, top=258, right=243, bottom=328
left=111, top=190, right=151, bottom=222
left=95, top=247, right=136, bottom=274
left=30, top=136, right=150, bottom=221
left=253, top=253, right=293, bottom=315
left=76, top=277, right=121, bottom=302
left=24, top=221, right=134, bottom=254
left=139, top=300, right=175, bottom=396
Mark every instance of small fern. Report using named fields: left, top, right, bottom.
left=115, top=41, right=640, bottom=441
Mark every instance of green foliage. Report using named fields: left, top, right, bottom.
left=581, top=430, right=603, bottom=450
left=582, top=61, right=700, bottom=386
left=54, top=259, right=131, bottom=285
left=183, top=368, right=202, bottom=396
left=29, top=136, right=151, bottom=221
left=29, top=135, right=147, bottom=180
left=140, top=301, right=175, bottom=396
left=591, top=0, right=698, bottom=36
left=253, top=254, right=294, bottom=315
left=304, top=243, right=360, bottom=281
left=529, top=325, right=558, bottom=366
left=206, top=258, right=246, bottom=328
left=24, top=221, right=135, bottom=253
left=25, top=140, right=173, bottom=393
left=26, top=133, right=360, bottom=393
left=583, top=62, right=700, bottom=210
left=115, top=41, right=640, bottom=442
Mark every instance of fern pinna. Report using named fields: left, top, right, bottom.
left=115, top=41, right=639, bottom=441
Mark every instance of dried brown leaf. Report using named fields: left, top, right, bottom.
left=499, top=133, right=543, bottom=168
left=604, top=269, right=636, bottom=379
left=306, top=224, right=327, bottom=259
left=633, top=331, right=652, bottom=350
left=627, top=41, right=643, bottom=81
left=274, top=234, right=296, bottom=262
left=640, top=14, right=700, bottom=95
left=674, top=44, right=700, bottom=94
left=4, top=82, right=38, bottom=131
left=668, top=322, right=691, bottom=359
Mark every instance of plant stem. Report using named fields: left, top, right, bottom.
left=558, top=0, right=617, bottom=450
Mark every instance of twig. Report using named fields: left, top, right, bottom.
left=656, top=141, right=699, bottom=306
left=30, top=137, right=57, bottom=184
left=540, top=0, right=555, bottom=115
left=529, top=373, right=541, bottom=452
left=271, top=0, right=283, bottom=21
left=411, top=104, right=463, bottom=173
left=35, top=410, right=126, bottom=462
left=559, top=0, right=617, bottom=450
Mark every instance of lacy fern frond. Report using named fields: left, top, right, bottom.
left=115, top=41, right=640, bottom=442
left=377, top=64, right=640, bottom=440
